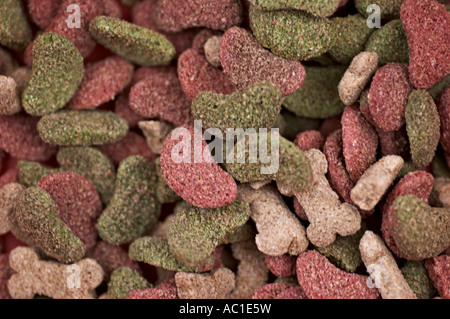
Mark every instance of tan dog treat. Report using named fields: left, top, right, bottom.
left=175, top=268, right=235, bottom=299
left=204, top=36, right=222, bottom=68
left=238, top=184, right=309, bottom=256
left=229, top=240, right=268, bottom=299
left=360, top=231, right=417, bottom=299
left=0, top=183, right=24, bottom=235
left=0, top=75, right=21, bottom=115
left=351, top=155, right=404, bottom=210
left=152, top=214, right=176, bottom=239
left=10, top=67, right=30, bottom=96
left=430, top=177, right=450, bottom=208
left=283, top=149, right=361, bottom=248
left=7, top=247, right=104, bottom=299
left=139, top=120, right=174, bottom=154
left=250, top=179, right=272, bottom=190
left=338, top=52, right=378, bottom=105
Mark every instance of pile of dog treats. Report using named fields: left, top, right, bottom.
left=0, top=0, right=449, bottom=299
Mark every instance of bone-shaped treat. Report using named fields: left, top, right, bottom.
left=0, top=183, right=25, bottom=235
left=280, top=149, right=361, bottom=247
left=7, top=247, right=104, bottom=299
left=175, top=268, right=235, bottom=299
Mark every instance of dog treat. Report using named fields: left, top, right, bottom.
left=204, top=36, right=222, bottom=68
left=175, top=268, right=235, bottom=299
left=250, top=282, right=301, bottom=299
left=155, top=158, right=180, bottom=204
left=27, top=0, right=61, bottom=29
left=89, top=16, right=176, bottom=66
left=220, top=27, right=306, bottom=97
left=0, top=76, right=21, bottom=115
left=296, top=250, right=380, bottom=299
left=56, top=146, right=116, bottom=204
left=401, top=261, right=436, bottom=299
left=192, top=81, right=282, bottom=132
left=0, top=183, right=25, bottom=235
left=390, top=194, right=450, bottom=260
left=7, top=247, right=104, bottom=299
left=355, top=0, right=403, bottom=19
left=438, top=87, right=450, bottom=153
left=328, top=15, right=375, bottom=65
left=400, top=0, right=450, bottom=89
left=229, top=240, right=268, bottom=299
left=425, top=255, right=450, bottom=299
left=338, top=52, right=378, bottom=106
left=315, top=223, right=366, bottom=273
left=139, top=121, right=174, bottom=154
left=97, top=156, right=160, bottom=245
left=405, top=90, right=440, bottom=168
left=38, top=110, right=129, bottom=146
left=284, top=66, right=346, bottom=119
left=360, top=231, right=417, bottom=299
left=431, top=177, right=450, bottom=207
left=161, top=125, right=237, bottom=208
left=22, top=33, right=83, bottom=116
left=0, top=0, right=32, bottom=50
left=68, top=57, right=134, bottom=110
left=98, top=131, right=155, bottom=166
left=107, top=267, right=151, bottom=299
left=248, top=0, right=341, bottom=18
left=365, top=19, right=409, bottom=66
left=351, top=155, right=404, bottom=211
left=167, top=199, right=250, bottom=267
left=178, top=48, right=236, bottom=100
left=265, top=254, right=297, bottom=278
left=154, top=0, right=242, bottom=32
left=238, top=184, right=309, bottom=255
left=0, top=254, right=12, bottom=299
left=249, top=7, right=337, bottom=61
left=127, top=274, right=178, bottom=299
left=115, top=94, right=144, bottom=128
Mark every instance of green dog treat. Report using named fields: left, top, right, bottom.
left=38, top=110, right=129, bottom=146
left=405, top=90, right=440, bottom=168
left=129, top=237, right=215, bottom=272
left=89, top=16, right=175, bottom=66
left=274, top=112, right=321, bottom=140
left=397, top=160, right=421, bottom=179
left=168, top=199, right=251, bottom=267
left=365, top=19, right=409, bottom=66
left=315, top=222, right=367, bottom=273
left=0, top=0, right=32, bottom=50
left=97, top=156, right=160, bottom=245
left=221, top=224, right=256, bottom=244
left=22, top=33, right=83, bottom=116
left=355, top=0, right=403, bottom=19
left=391, top=194, right=450, bottom=261
left=328, top=14, right=374, bottom=64
left=401, top=261, right=436, bottom=299
left=283, top=66, right=346, bottom=118
left=155, top=157, right=180, bottom=204
left=248, top=0, right=341, bottom=18
left=428, top=74, right=450, bottom=101
left=107, top=267, right=151, bottom=299
left=192, top=81, right=282, bottom=133
left=249, top=7, right=337, bottom=61
left=18, top=161, right=59, bottom=187
left=57, top=147, right=116, bottom=204
left=225, top=133, right=313, bottom=193
left=13, top=187, right=85, bottom=264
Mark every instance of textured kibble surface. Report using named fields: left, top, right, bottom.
left=1, top=0, right=450, bottom=301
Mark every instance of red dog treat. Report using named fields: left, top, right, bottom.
left=154, top=0, right=242, bottom=32
left=114, top=93, right=144, bottom=128
left=131, top=66, right=175, bottom=86
left=127, top=274, right=178, bottom=299
left=69, top=57, right=134, bottom=110
left=37, top=171, right=102, bottom=250
left=294, top=131, right=324, bottom=152
left=0, top=164, right=18, bottom=189
left=275, top=286, right=307, bottom=299
left=130, top=67, right=193, bottom=126
left=132, top=0, right=197, bottom=55
left=88, top=241, right=140, bottom=277
left=220, top=27, right=306, bottom=97
left=319, top=115, right=342, bottom=138
left=342, top=104, right=379, bottom=183
left=192, top=30, right=223, bottom=55
left=265, top=254, right=297, bottom=278
left=0, top=114, right=57, bottom=161
left=425, top=255, right=450, bottom=299
left=98, top=131, right=156, bottom=166
left=438, top=87, right=450, bottom=153
left=378, top=129, right=410, bottom=157
left=293, top=198, right=308, bottom=221
left=368, top=64, right=413, bottom=132
left=381, top=171, right=434, bottom=258
left=100, top=0, right=122, bottom=19
left=400, top=0, right=450, bottom=89
left=296, top=250, right=380, bottom=299
left=250, top=282, right=298, bottom=299
left=27, top=0, right=61, bottom=29
left=160, top=125, right=237, bottom=208
left=0, top=254, right=12, bottom=299
left=178, top=49, right=236, bottom=100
